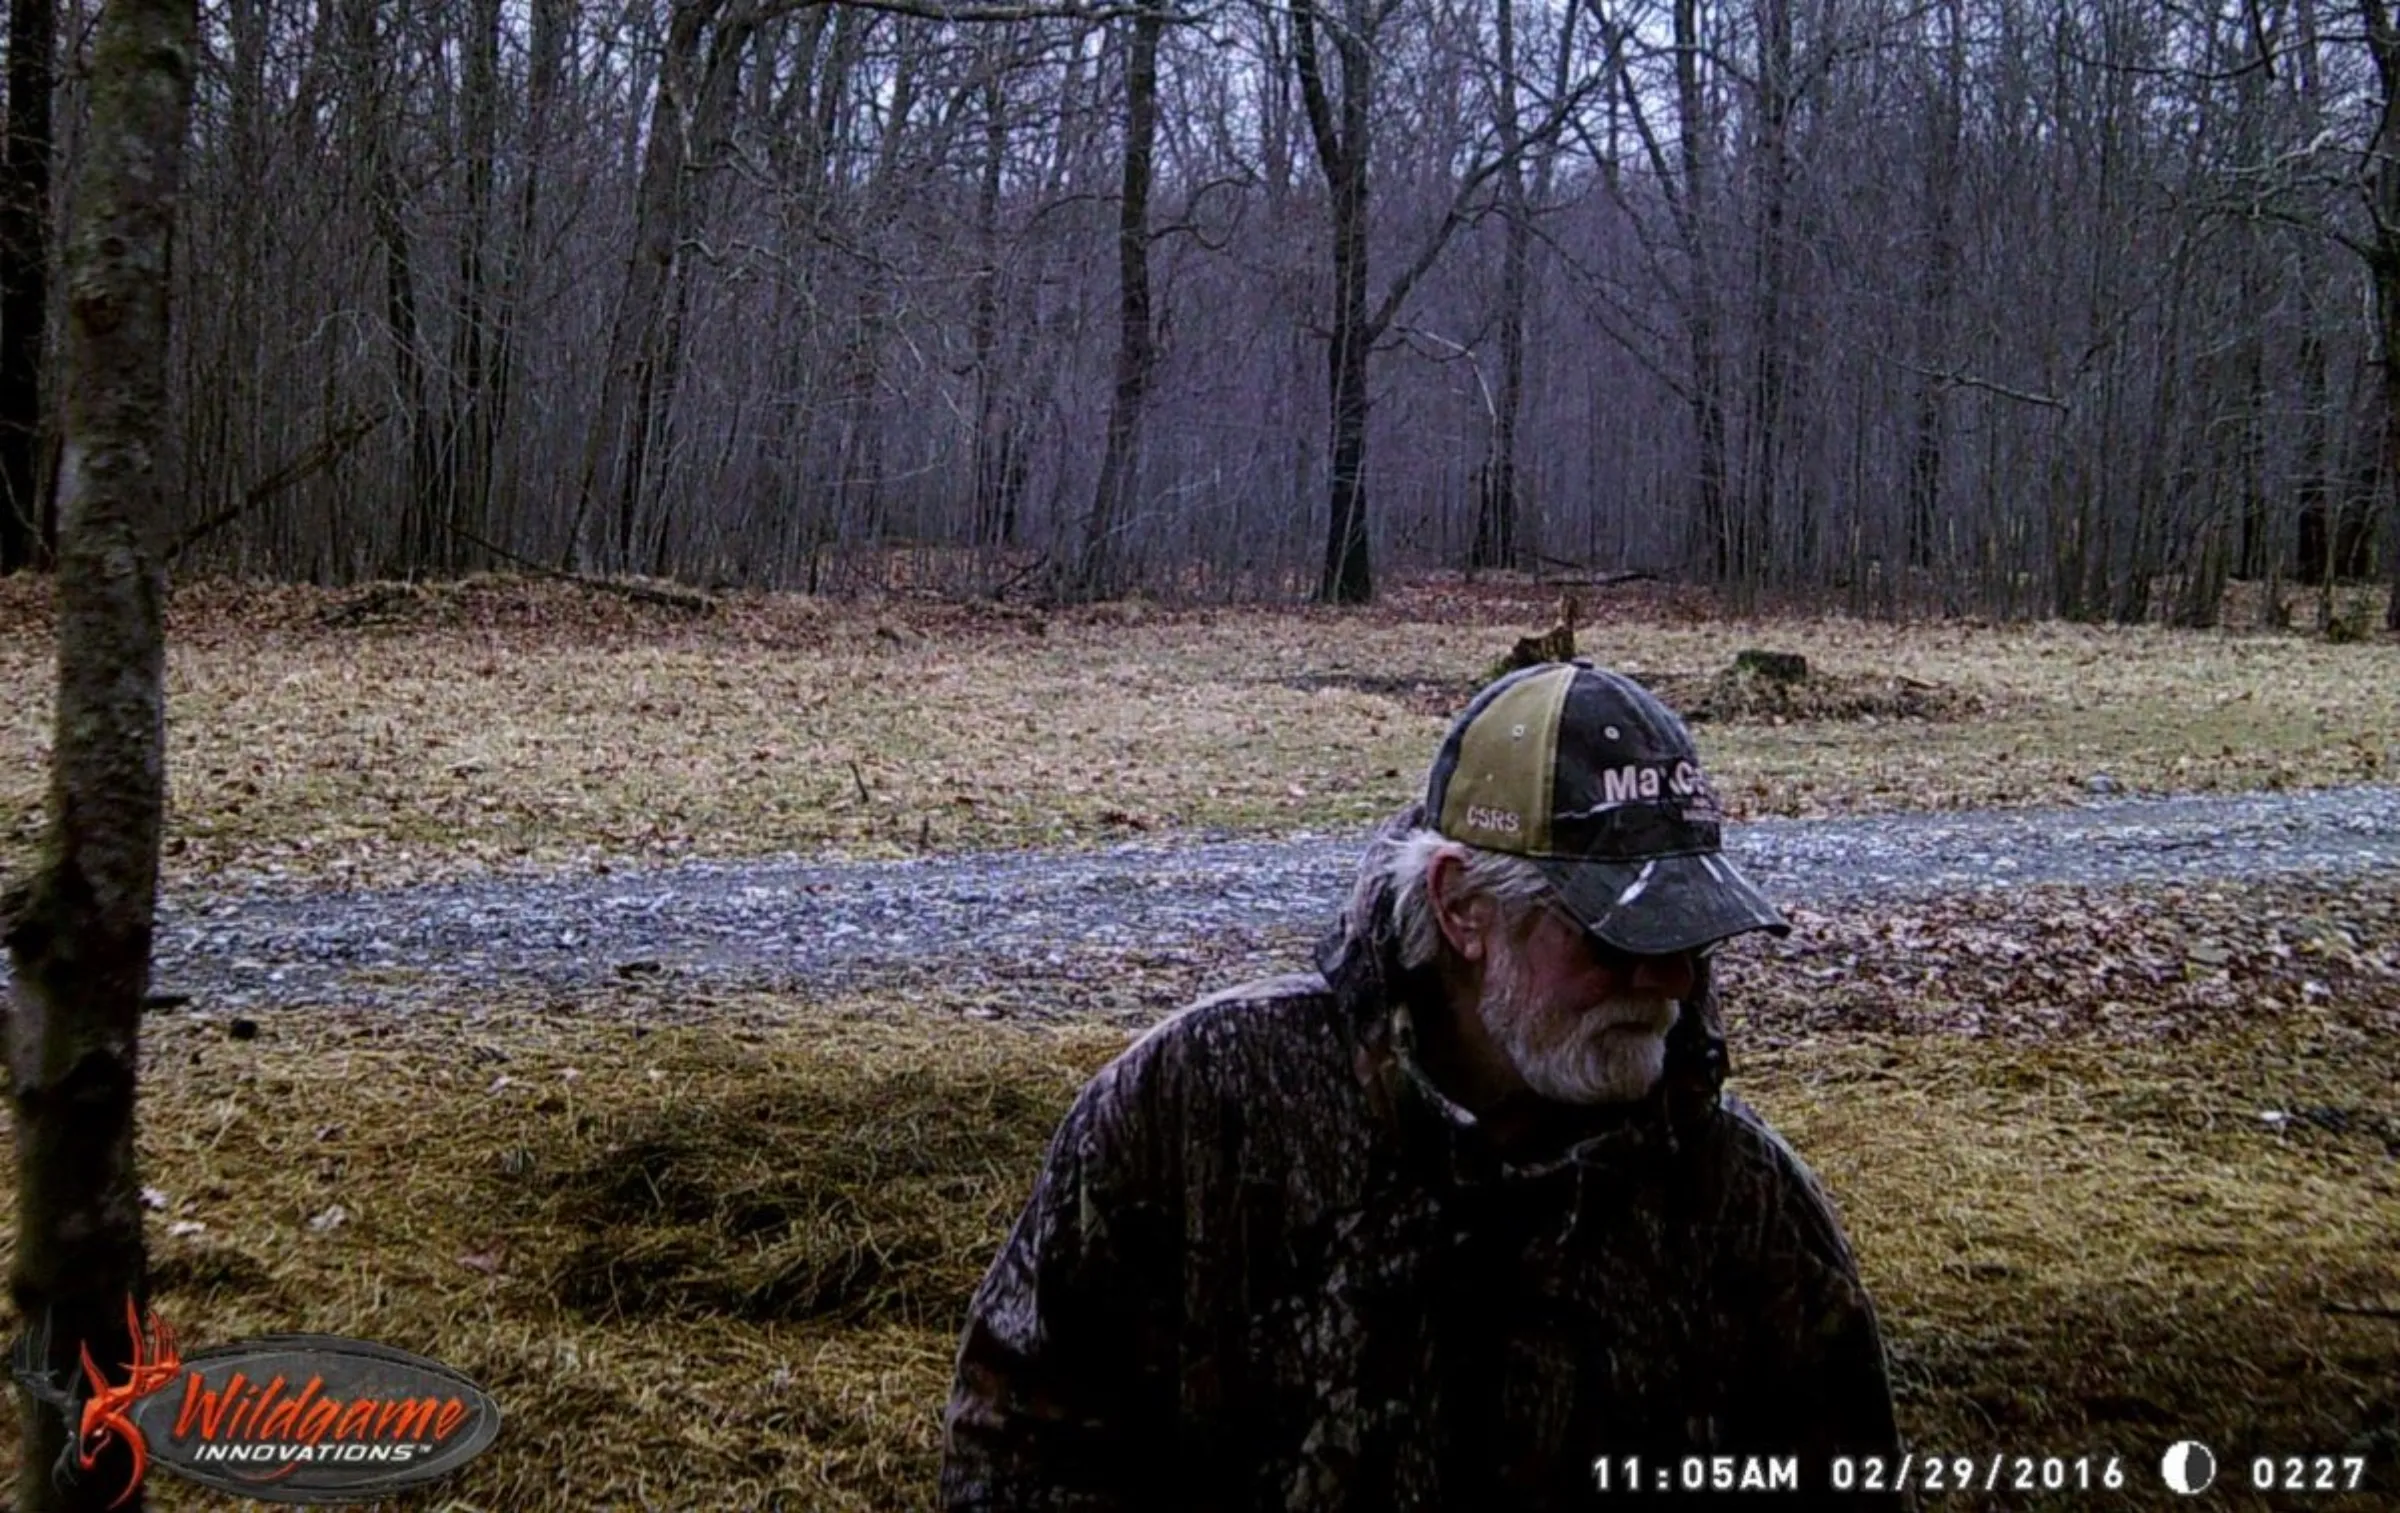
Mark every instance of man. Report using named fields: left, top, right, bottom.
left=944, top=661, right=1908, bottom=1510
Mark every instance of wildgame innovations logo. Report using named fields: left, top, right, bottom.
left=11, top=1298, right=502, bottom=1506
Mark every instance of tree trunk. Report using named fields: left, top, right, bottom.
left=485, top=0, right=566, bottom=556
left=2266, top=265, right=2313, bottom=584
left=1073, top=0, right=1165, bottom=600
left=2372, top=276, right=2400, bottom=611
left=1743, top=0, right=1794, bottom=600
left=755, top=8, right=833, bottom=582
left=1322, top=299, right=1373, bottom=604
left=569, top=0, right=745, bottom=573
left=1906, top=0, right=1964, bottom=579
left=1472, top=0, right=1529, bottom=573
left=370, top=160, right=439, bottom=577
left=1292, top=0, right=1572, bottom=602
left=2364, top=1, right=2400, bottom=625
left=344, top=0, right=440, bottom=579
left=1672, top=0, right=1729, bottom=581
left=970, top=70, right=1019, bottom=549
left=440, top=0, right=505, bottom=572
left=2114, top=235, right=2192, bottom=626
left=5, top=0, right=194, bottom=1505
left=611, top=34, right=699, bottom=574
left=0, top=0, right=56, bottom=574
left=2389, top=495, right=2400, bottom=630
left=1296, top=0, right=1375, bottom=604
left=2048, top=420, right=2089, bottom=622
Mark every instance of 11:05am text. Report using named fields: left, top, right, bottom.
left=1591, top=1456, right=1800, bottom=1494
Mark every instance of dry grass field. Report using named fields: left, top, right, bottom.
left=1, top=573, right=2394, bottom=888
left=1, top=572, right=2396, bottom=1510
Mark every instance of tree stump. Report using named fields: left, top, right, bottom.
left=1495, top=594, right=1579, bottom=676
left=1733, top=649, right=1809, bottom=683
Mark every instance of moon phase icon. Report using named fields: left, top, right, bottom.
left=2161, top=1441, right=2217, bottom=1495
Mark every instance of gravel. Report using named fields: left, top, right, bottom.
left=128, top=784, right=2400, bottom=1015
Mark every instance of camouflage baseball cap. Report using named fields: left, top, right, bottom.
left=1425, top=661, right=1789, bottom=956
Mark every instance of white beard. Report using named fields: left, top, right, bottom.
left=1475, top=948, right=1680, bottom=1105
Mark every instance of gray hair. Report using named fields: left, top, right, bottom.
left=1354, top=827, right=1555, bottom=969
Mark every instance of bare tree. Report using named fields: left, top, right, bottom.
left=1471, top=0, right=1537, bottom=571
left=340, top=0, right=443, bottom=578
left=440, top=0, right=509, bottom=569
left=4, top=0, right=196, bottom=1507
left=1289, top=0, right=1380, bottom=602
left=1904, top=0, right=1963, bottom=588
left=1291, top=0, right=1599, bottom=602
left=486, top=0, right=571, bottom=558
left=2360, top=0, right=2400, bottom=626
left=969, top=50, right=1030, bottom=549
left=1071, top=0, right=1167, bottom=599
left=1590, top=0, right=1734, bottom=581
left=0, top=0, right=56, bottom=572
left=1740, top=0, right=1796, bottom=598
left=569, top=0, right=755, bottom=575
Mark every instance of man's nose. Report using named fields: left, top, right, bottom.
left=1630, top=952, right=1697, bottom=1000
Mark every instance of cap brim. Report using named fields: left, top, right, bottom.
left=1534, top=851, right=1791, bottom=956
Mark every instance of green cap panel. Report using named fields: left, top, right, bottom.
left=1434, top=665, right=1568, bottom=854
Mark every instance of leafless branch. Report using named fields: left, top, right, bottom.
left=755, top=0, right=1202, bottom=23
left=169, top=409, right=393, bottom=563
left=448, top=524, right=722, bottom=614
left=1367, top=68, right=1612, bottom=340
left=1883, top=357, right=2071, bottom=412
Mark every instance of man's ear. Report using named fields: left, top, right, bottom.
left=1426, top=847, right=1495, bottom=963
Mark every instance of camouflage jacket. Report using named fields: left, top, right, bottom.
left=942, top=834, right=1909, bottom=1511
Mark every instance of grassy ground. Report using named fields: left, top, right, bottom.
left=0, top=573, right=2394, bottom=887
left=1, top=575, right=2397, bottom=1510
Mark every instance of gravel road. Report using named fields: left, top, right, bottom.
left=139, top=785, right=2400, bottom=1014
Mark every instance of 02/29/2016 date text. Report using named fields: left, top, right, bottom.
left=1829, top=1454, right=2127, bottom=1495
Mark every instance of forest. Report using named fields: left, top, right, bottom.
left=3, top=0, right=2397, bottom=623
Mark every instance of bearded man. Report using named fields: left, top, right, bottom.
left=943, top=662, right=1909, bottom=1510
